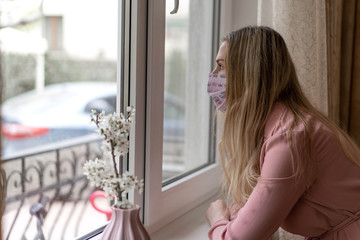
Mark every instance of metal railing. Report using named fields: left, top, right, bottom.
left=1, top=135, right=105, bottom=240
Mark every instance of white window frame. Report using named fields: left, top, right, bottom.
left=125, top=0, right=223, bottom=234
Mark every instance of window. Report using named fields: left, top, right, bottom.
left=2, top=0, right=222, bottom=238
left=1, top=0, right=120, bottom=239
left=162, top=0, right=216, bottom=183
left=125, top=0, right=222, bottom=233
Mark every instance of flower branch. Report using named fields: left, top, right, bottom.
left=83, top=106, right=143, bottom=209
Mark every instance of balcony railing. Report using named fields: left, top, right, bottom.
left=1, top=134, right=108, bottom=240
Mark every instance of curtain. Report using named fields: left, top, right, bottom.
left=327, top=0, right=360, bottom=145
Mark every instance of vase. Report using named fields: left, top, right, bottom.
left=101, top=205, right=151, bottom=240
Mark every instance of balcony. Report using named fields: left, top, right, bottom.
left=1, top=135, right=109, bottom=240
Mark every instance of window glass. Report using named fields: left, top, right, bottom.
left=1, top=0, right=119, bottom=239
left=163, top=0, right=214, bottom=183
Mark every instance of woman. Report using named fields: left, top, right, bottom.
left=206, top=26, right=360, bottom=239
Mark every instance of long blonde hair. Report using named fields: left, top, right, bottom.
left=219, top=26, right=360, bottom=206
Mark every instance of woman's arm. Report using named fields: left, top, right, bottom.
left=207, top=200, right=231, bottom=225
left=207, top=132, right=308, bottom=240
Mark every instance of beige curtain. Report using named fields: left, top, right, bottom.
left=327, top=0, right=360, bottom=145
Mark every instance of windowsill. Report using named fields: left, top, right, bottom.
left=150, top=194, right=219, bottom=240
left=76, top=193, right=220, bottom=240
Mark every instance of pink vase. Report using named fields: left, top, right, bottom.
left=101, top=205, right=151, bottom=240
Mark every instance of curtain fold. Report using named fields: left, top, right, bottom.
left=326, top=0, right=343, bottom=124
left=348, top=1, right=360, bottom=144
left=327, top=0, right=360, bottom=145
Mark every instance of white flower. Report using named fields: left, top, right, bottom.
left=84, top=107, right=143, bottom=209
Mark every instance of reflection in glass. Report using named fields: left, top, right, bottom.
left=1, top=0, right=118, bottom=157
left=1, top=1, right=118, bottom=239
left=163, top=0, right=214, bottom=182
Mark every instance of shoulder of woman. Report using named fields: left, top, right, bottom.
left=264, top=102, right=291, bottom=138
left=265, top=103, right=329, bottom=139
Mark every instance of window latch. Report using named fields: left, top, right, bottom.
left=170, top=0, right=179, bottom=14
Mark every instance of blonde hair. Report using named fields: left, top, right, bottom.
left=219, top=26, right=360, bottom=206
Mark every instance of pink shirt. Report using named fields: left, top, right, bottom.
left=208, top=103, right=360, bottom=240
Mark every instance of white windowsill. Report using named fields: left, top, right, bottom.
left=150, top=194, right=220, bottom=240
left=77, top=193, right=220, bottom=240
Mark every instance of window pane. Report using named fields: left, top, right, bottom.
left=1, top=0, right=119, bottom=239
left=163, top=0, right=214, bottom=182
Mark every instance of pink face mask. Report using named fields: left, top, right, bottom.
left=207, top=73, right=226, bottom=112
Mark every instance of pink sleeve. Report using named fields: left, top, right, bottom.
left=208, top=133, right=308, bottom=240
left=229, top=204, right=242, bottom=221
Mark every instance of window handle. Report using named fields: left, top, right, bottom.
left=170, top=0, right=179, bottom=14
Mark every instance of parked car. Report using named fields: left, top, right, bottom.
left=1, top=82, right=185, bottom=158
